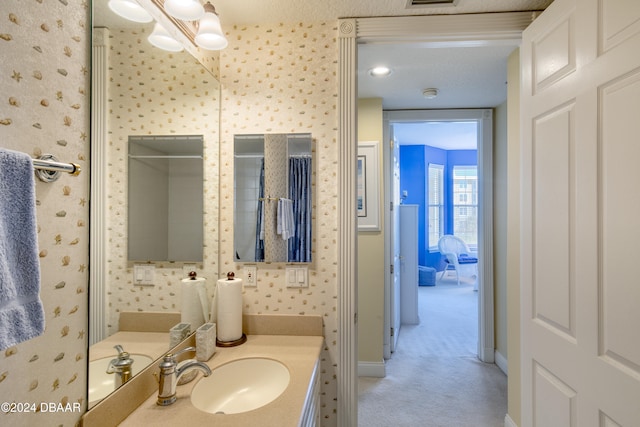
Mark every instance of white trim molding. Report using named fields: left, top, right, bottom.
left=505, top=413, right=518, bottom=427
left=338, top=12, right=533, bottom=425
left=337, top=18, right=358, bottom=427
left=90, top=27, right=109, bottom=345
left=358, top=361, right=386, bottom=378
left=495, top=350, right=508, bottom=376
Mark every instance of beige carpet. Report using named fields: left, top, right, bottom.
left=358, top=277, right=507, bottom=427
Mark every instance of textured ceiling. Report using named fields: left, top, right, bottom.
left=358, top=43, right=518, bottom=110
left=213, top=0, right=552, bottom=26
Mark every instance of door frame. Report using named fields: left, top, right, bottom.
left=383, top=109, right=494, bottom=361
left=337, top=12, right=534, bottom=426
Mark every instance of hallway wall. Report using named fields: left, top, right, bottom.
left=357, top=98, right=385, bottom=369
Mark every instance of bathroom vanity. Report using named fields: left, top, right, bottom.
left=81, top=314, right=323, bottom=427
left=120, top=335, right=322, bottom=426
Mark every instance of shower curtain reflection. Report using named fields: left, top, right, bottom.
left=255, top=158, right=265, bottom=262
left=288, top=156, right=311, bottom=262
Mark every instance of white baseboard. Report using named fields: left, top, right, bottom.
left=358, top=361, right=385, bottom=377
left=504, top=413, right=518, bottom=427
left=495, top=350, right=508, bottom=375
left=479, top=346, right=495, bottom=363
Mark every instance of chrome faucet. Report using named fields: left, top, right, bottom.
left=156, top=346, right=212, bottom=406
left=106, top=345, right=134, bottom=389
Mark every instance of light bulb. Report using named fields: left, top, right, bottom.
left=195, top=4, right=228, bottom=50
left=148, top=23, right=184, bottom=52
left=108, top=0, right=153, bottom=23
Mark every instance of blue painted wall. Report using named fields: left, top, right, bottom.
left=399, top=145, right=427, bottom=265
left=400, top=145, right=477, bottom=270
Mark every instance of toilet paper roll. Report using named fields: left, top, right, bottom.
left=181, top=276, right=209, bottom=330
left=216, top=277, right=243, bottom=342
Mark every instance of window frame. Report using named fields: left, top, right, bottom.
left=427, top=163, right=444, bottom=251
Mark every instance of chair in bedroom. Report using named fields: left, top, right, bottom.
left=437, top=235, right=478, bottom=287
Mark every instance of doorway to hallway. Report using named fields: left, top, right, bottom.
left=383, top=109, right=494, bottom=363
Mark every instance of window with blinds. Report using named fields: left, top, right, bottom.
left=428, top=163, right=444, bottom=249
left=452, top=165, right=478, bottom=246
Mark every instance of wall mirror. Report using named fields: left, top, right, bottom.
left=90, top=0, right=220, bottom=409
left=234, top=133, right=312, bottom=263
left=128, top=135, right=204, bottom=262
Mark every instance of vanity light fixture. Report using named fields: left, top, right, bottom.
left=194, top=2, right=228, bottom=50
left=148, top=22, right=184, bottom=52
left=108, top=0, right=153, bottom=23
left=164, top=0, right=205, bottom=21
left=368, top=66, right=393, bottom=77
left=422, top=88, right=439, bottom=99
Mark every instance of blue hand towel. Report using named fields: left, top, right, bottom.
left=0, top=148, right=45, bottom=350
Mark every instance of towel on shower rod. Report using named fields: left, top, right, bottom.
left=277, top=198, right=294, bottom=240
left=0, top=148, right=45, bottom=350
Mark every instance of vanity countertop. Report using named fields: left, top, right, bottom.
left=118, top=334, right=323, bottom=427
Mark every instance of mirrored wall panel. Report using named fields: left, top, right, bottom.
left=234, top=133, right=312, bottom=263
left=128, top=135, right=204, bottom=262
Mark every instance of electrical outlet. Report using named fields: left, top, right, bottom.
left=244, top=265, right=257, bottom=287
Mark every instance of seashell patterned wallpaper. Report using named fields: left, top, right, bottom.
left=0, top=1, right=90, bottom=426
left=104, top=27, right=221, bottom=334
left=219, top=22, right=339, bottom=424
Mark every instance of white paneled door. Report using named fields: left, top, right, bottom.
left=521, top=0, right=640, bottom=426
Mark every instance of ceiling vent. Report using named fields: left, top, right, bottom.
left=406, top=0, right=459, bottom=9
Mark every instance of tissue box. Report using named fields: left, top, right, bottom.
left=169, top=322, right=191, bottom=348
left=196, top=322, right=216, bottom=362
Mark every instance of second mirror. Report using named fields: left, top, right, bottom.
left=234, top=133, right=312, bottom=263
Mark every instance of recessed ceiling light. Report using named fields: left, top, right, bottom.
left=369, top=66, right=392, bottom=77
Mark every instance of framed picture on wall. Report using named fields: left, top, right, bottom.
left=357, top=154, right=367, bottom=217
left=357, top=141, right=380, bottom=231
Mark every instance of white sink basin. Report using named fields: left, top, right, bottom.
left=88, top=354, right=153, bottom=406
left=191, top=358, right=290, bottom=415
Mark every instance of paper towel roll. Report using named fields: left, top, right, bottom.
left=216, top=277, right=243, bottom=342
left=181, top=276, right=209, bottom=330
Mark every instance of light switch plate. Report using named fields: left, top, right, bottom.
left=286, top=267, right=308, bottom=288
left=243, top=265, right=257, bottom=287
left=133, top=264, right=155, bottom=286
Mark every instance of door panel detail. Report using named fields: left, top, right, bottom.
left=533, top=362, right=577, bottom=427
left=533, top=103, right=576, bottom=337
left=532, top=16, right=576, bottom=93
left=599, top=69, right=640, bottom=376
left=599, top=0, right=640, bottom=54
